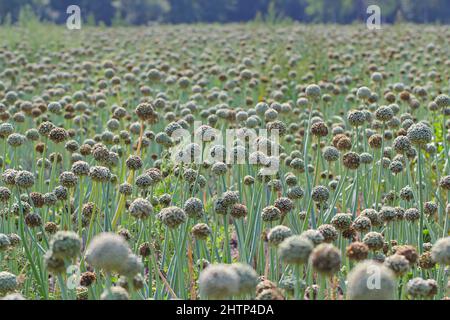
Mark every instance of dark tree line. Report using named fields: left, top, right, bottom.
left=0, top=0, right=449, bottom=25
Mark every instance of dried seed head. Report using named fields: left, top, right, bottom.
left=85, top=233, right=131, bottom=273
left=191, top=223, right=212, bottom=240
left=384, top=254, right=410, bottom=276
left=310, top=243, right=341, bottom=275
left=431, top=237, right=450, bottom=265
left=14, top=170, right=35, bottom=189
left=352, top=215, right=371, bottom=232
left=322, top=146, right=340, bottom=162
left=261, top=206, right=281, bottom=222
left=393, top=245, right=418, bottom=265
left=230, top=203, right=247, bottom=219
left=347, top=261, right=395, bottom=300
left=49, top=231, right=81, bottom=260
left=49, top=127, right=68, bottom=144
left=318, top=224, right=338, bottom=243
left=0, top=271, right=18, bottom=295
left=198, top=264, right=239, bottom=299
left=331, top=213, right=353, bottom=231
left=407, top=123, right=432, bottom=146
left=363, top=232, right=384, bottom=251
left=311, top=185, right=329, bottom=203
left=268, top=225, right=293, bottom=246
left=346, top=242, right=369, bottom=261
left=278, top=236, right=314, bottom=265
left=407, top=278, right=438, bottom=299
left=125, top=155, right=143, bottom=171
left=301, top=229, right=324, bottom=246
left=159, top=206, right=186, bottom=228
left=342, top=151, right=360, bottom=170
left=59, top=171, right=78, bottom=188
left=71, top=161, right=90, bottom=176
left=310, top=121, right=328, bottom=137
left=129, top=198, right=153, bottom=220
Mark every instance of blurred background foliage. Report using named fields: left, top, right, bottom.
left=0, top=0, right=449, bottom=25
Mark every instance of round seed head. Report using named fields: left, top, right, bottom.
left=49, top=231, right=81, bottom=260
left=431, top=237, right=450, bottom=265
left=346, top=242, right=369, bottom=261
left=183, top=197, right=204, bottom=219
left=267, top=225, right=293, bottom=246
left=278, top=235, right=314, bottom=265
left=318, top=224, right=338, bottom=243
left=347, top=260, right=395, bottom=300
left=310, top=243, right=341, bottom=275
left=159, top=206, right=187, bottom=228
left=301, top=229, right=325, bottom=246
left=384, top=254, right=410, bottom=276
left=198, top=264, right=239, bottom=299
left=129, top=198, right=153, bottom=220
left=230, top=263, right=258, bottom=295
left=85, top=233, right=131, bottom=273
left=191, top=223, right=212, bottom=240
left=407, top=123, right=432, bottom=146
left=363, top=232, right=384, bottom=251
left=0, top=271, right=18, bottom=295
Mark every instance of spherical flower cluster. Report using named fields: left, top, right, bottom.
left=159, top=206, right=187, bottom=228
left=135, top=102, right=157, bottom=122
left=379, top=206, right=397, bottom=223
left=346, top=242, right=369, bottom=261
left=347, top=110, right=366, bottom=127
left=278, top=236, right=313, bottom=265
left=85, top=233, right=131, bottom=273
left=375, top=106, right=394, bottom=122
left=407, top=278, right=438, bottom=299
left=322, top=146, right=340, bottom=162
left=310, top=243, right=341, bottom=275
left=49, top=231, right=81, bottom=260
left=404, top=208, right=420, bottom=222
left=331, top=213, right=352, bottom=231
left=183, top=197, right=204, bottom=218
left=317, top=224, right=338, bottom=243
left=0, top=271, right=18, bottom=295
left=230, top=203, right=247, bottom=219
left=14, top=170, right=35, bottom=189
left=434, top=94, right=450, bottom=108
left=89, top=166, right=111, bottom=182
left=361, top=208, right=382, bottom=226
left=125, top=155, right=143, bottom=171
left=347, top=261, right=395, bottom=300
left=59, top=171, right=78, bottom=188
left=300, top=229, right=324, bottom=246
left=311, top=185, right=329, bottom=203
left=267, top=225, right=292, bottom=246
left=261, top=206, right=282, bottom=222
left=393, top=245, right=418, bottom=265
left=129, top=198, right=153, bottom=220
left=407, top=123, right=432, bottom=146
left=352, top=216, right=371, bottom=232
left=229, top=263, right=258, bottom=295
left=431, top=237, right=450, bottom=265
left=305, top=84, right=321, bottom=99
left=198, top=264, right=239, bottom=299
left=363, top=232, right=384, bottom=251
left=71, top=161, right=90, bottom=176
left=384, top=254, right=410, bottom=276
left=191, top=223, right=212, bottom=240
left=274, top=197, right=294, bottom=215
